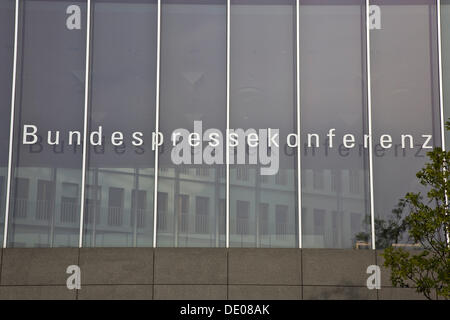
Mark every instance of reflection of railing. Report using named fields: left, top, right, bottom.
left=236, top=217, right=249, bottom=235
left=108, top=206, right=123, bottom=226
left=196, top=168, right=209, bottom=177
left=130, top=209, right=146, bottom=228
left=60, top=201, right=78, bottom=223
left=276, top=223, right=287, bottom=240
left=13, top=198, right=28, bottom=218
left=36, top=200, right=54, bottom=220
left=195, top=214, right=209, bottom=234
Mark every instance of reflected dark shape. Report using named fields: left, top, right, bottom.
left=7, top=0, right=86, bottom=247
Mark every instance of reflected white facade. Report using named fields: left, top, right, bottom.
left=0, top=0, right=449, bottom=250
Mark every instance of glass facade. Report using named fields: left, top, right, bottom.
left=0, top=0, right=14, bottom=244
left=7, top=0, right=86, bottom=247
left=230, top=0, right=297, bottom=248
left=84, top=0, right=157, bottom=247
left=157, top=0, right=226, bottom=247
left=371, top=0, right=441, bottom=248
left=299, top=0, right=371, bottom=249
left=0, top=0, right=447, bottom=249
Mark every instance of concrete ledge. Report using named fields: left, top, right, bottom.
left=303, top=286, right=377, bottom=300
left=0, top=248, right=433, bottom=300
left=154, top=248, right=227, bottom=285
left=228, top=249, right=301, bottom=285
left=228, top=285, right=302, bottom=300
left=79, top=248, right=153, bottom=285
left=0, top=248, right=78, bottom=285
left=0, top=285, right=76, bottom=300
left=302, top=249, right=375, bottom=286
left=77, top=285, right=153, bottom=300
left=153, top=285, right=227, bottom=300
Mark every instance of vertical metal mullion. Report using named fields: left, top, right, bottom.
left=79, top=0, right=92, bottom=248
left=438, top=0, right=446, bottom=151
left=437, top=0, right=450, bottom=246
left=3, top=0, right=20, bottom=249
left=366, top=0, right=376, bottom=250
left=296, top=0, right=302, bottom=249
left=226, top=0, right=230, bottom=248
left=153, top=0, right=161, bottom=248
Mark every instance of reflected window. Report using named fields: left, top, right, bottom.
left=36, top=180, right=55, bottom=221
left=195, top=196, right=209, bottom=234
left=108, top=187, right=124, bottom=227
left=61, top=183, right=79, bottom=224
left=131, top=190, right=147, bottom=229
left=236, top=200, right=250, bottom=236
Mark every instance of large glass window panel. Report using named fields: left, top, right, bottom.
left=299, top=0, right=371, bottom=249
left=371, top=0, right=441, bottom=248
left=7, top=0, right=86, bottom=247
left=157, top=0, right=226, bottom=247
left=230, top=0, right=298, bottom=248
left=443, top=0, right=450, bottom=147
left=84, top=0, right=157, bottom=247
left=0, top=0, right=14, bottom=244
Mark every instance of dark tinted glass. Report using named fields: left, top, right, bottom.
left=7, top=0, right=86, bottom=247
left=371, top=0, right=441, bottom=248
left=230, top=0, right=298, bottom=248
left=83, top=0, right=157, bottom=247
left=157, top=0, right=227, bottom=247
left=299, top=0, right=371, bottom=249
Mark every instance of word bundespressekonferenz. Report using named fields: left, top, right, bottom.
left=20, top=122, right=434, bottom=175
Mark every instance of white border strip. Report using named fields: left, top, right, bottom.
left=153, top=0, right=161, bottom=248
left=366, top=0, right=376, bottom=250
left=3, top=0, right=20, bottom=249
left=296, top=0, right=302, bottom=249
left=226, top=0, right=230, bottom=248
left=79, top=0, right=92, bottom=248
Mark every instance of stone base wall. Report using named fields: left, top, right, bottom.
left=0, top=248, right=427, bottom=300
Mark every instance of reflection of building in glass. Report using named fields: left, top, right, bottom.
left=0, top=0, right=448, bottom=252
